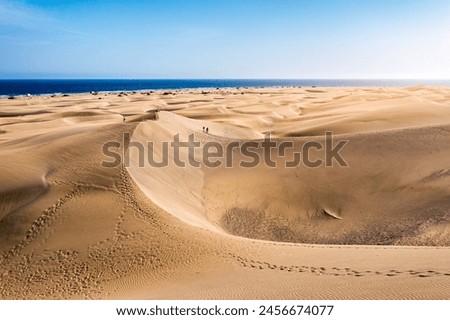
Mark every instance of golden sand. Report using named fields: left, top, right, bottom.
left=0, top=86, right=449, bottom=299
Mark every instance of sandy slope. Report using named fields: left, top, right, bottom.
left=0, top=87, right=449, bottom=299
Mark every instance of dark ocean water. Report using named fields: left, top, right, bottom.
left=1, top=79, right=449, bottom=96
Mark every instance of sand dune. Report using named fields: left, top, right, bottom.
left=0, top=87, right=449, bottom=299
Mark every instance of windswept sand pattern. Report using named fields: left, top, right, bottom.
left=1, top=87, right=450, bottom=299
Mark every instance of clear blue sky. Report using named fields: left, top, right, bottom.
left=1, top=0, right=449, bottom=79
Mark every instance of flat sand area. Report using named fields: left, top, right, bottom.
left=0, top=86, right=449, bottom=299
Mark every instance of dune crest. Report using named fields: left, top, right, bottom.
left=127, top=87, right=450, bottom=245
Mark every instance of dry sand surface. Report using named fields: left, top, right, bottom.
left=0, top=86, right=449, bottom=299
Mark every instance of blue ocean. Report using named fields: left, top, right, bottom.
left=1, top=79, right=449, bottom=97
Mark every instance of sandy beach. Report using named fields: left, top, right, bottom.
left=0, top=86, right=449, bottom=299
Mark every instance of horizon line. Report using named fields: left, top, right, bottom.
left=1, top=78, right=450, bottom=81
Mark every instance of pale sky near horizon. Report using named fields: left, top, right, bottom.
left=1, top=0, right=449, bottom=79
